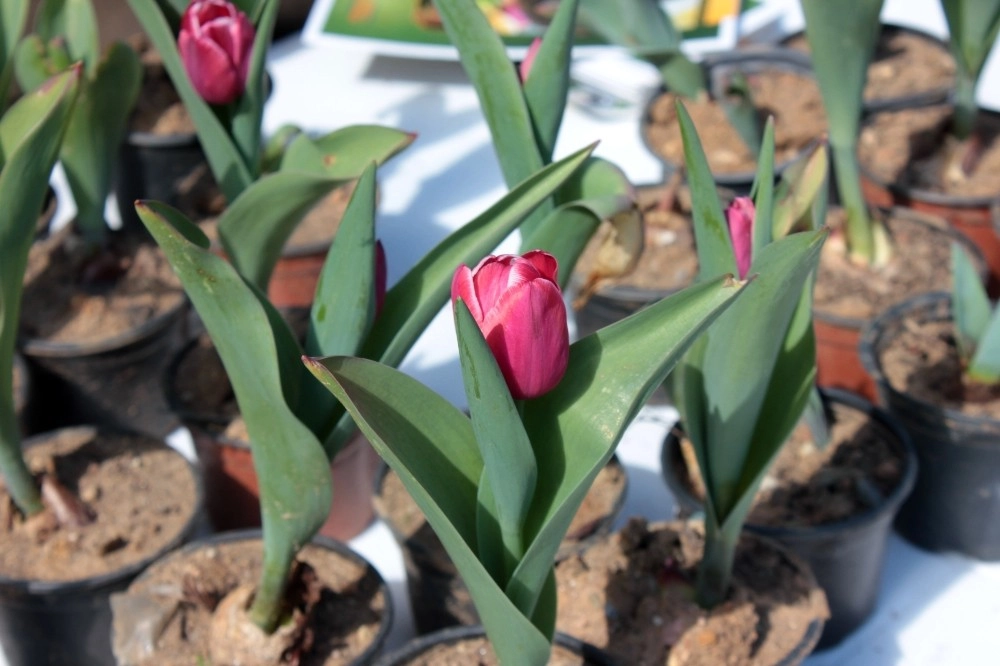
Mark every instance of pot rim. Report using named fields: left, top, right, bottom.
left=0, top=425, right=204, bottom=597
left=661, top=388, right=918, bottom=539
left=372, top=624, right=617, bottom=666
left=124, top=527, right=394, bottom=665
left=859, top=290, right=1000, bottom=436
left=639, top=48, right=821, bottom=187
left=125, top=128, right=200, bottom=149
left=859, top=106, right=1000, bottom=209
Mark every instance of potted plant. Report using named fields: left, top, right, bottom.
left=0, top=67, right=202, bottom=666
left=125, top=0, right=415, bottom=307
left=799, top=0, right=984, bottom=400
left=11, top=0, right=191, bottom=438
left=857, top=0, right=1000, bottom=293
left=860, top=243, right=1000, bottom=560
left=578, top=0, right=823, bottom=193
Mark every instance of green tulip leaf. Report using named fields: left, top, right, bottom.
left=941, top=0, right=1000, bottom=139
left=772, top=141, right=829, bottom=238
left=281, top=125, right=416, bottom=178
left=750, top=117, right=775, bottom=253
left=521, top=0, right=577, bottom=163
left=952, top=241, right=991, bottom=361
left=230, top=0, right=277, bottom=174
left=0, top=0, right=29, bottom=109
left=507, top=274, right=746, bottom=617
left=136, top=200, right=332, bottom=632
left=305, top=354, right=553, bottom=664
left=0, top=67, right=79, bottom=515
left=36, top=0, right=99, bottom=73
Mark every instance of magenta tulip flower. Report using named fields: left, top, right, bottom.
left=451, top=250, right=569, bottom=400
left=178, top=0, right=255, bottom=105
left=518, top=38, right=542, bottom=83
left=726, top=196, right=755, bottom=279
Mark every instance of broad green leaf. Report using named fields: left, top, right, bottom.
left=230, top=0, right=277, bottom=174
left=12, top=35, right=54, bottom=94
left=456, top=301, right=537, bottom=587
left=362, top=143, right=596, bottom=369
left=306, top=355, right=553, bottom=664
left=217, top=171, right=344, bottom=290
left=521, top=0, right=578, bottom=163
left=0, top=67, right=79, bottom=515
left=772, top=142, right=829, bottom=238
left=281, top=125, right=416, bottom=178
left=475, top=472, right=505, bottom=585
left=432, top=0, right=550, bottom=236
left=126, top=0, right=254, bottom=200
left=719, top=71, right=761, bottom=158
left=677, top=100, right=734, bottom=281
left=36, top=0, right=99, bottom=73
left=136, top=201, right=331, bottom=630
left=508, top=274, right=746, bottom=617
left=969, top=309, right=1000, bottom=383
left=686, top=229, right=827, bottom=521
left=750, top=117, right=775, bottom=253
left=952, top=240, right=991, bottom=361
left=0, top=0, right=29, bottom=108
left=941, top=0, right=1000, bottom=139
left=61, top=42, right=142, bottom=241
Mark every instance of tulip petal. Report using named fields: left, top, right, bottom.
left=726, top=196, right=755, bottom=279
left=180, top=33, right=242, bottom=104
left=451, top=265, right=484, bottom=323
left=473, top=257, right=515, bottom=313
left=523, top=249, right=559, bottom=284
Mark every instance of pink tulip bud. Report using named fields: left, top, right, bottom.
left=451, top=250, right=569, bottom=400
left=726, top=196, right=755, bottom=279
left=519, top=38, right=542, bottom=83
left=178, top=0, right=255, bottom=105
left=375, top=240, right=387, bottom=316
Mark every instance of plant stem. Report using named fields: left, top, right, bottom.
left=695, top=518, right=737, bottom=609
left=830, top=142, right=877, bottom=265
left=247, top=540, right=294, bottom=633
left=0, top=398, right=42, bottom=516
left=952, top=70, right=977, bottom=143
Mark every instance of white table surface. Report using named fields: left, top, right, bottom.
left=8, top=1, right=1000, bottom=664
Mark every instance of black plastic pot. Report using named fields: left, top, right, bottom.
left=860, top=292, right=1000, bottom=560
left=374, top=624, right=616, bottom=666
left=641, top=49, right=819, bottom=194
left=0, top=426, right=202, bottom=666
left=12, top=352, right=30, bottom=434
left=661, top=389, right=917, bottom=649
left=111, top=528, right=392, bottom=665
left=375, top=457, right=628, bottom=635
left=779, top=23, right=954, bottom=112
left=20, top=294, right=189, bottom=438
left=115, top=130, right=207, bottom=237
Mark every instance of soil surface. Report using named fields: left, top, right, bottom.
left=674, top=401, right=905, bottom=528
left=858, top=105, right=1000, bottom=198
left=114, top=538, right=387, bottom=666
left=879, top=316, right=1000, bottom=418
left=22, top=227, right=184, bottom=345
left=128, top=34, right=196, bottom=135
left=0, top=427, right=196, bottom=581
left=644, top=69, right=825, bottom=176
left=399, top=636, right=591, bottom=665
left=784, top=26, right=955, bottom=105
left=555, top=519, right=828, bottom=666
left=814, top=208, right=965, bottom=321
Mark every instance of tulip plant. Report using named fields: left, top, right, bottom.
left=432, top=0, right=641, bottom=278
left=0, top=0, right=29, bottom=113
left=0, top=69, right=80, bottom=516
left=135, top=141, right=604, bottom=647
left=939, top=0, right=1000, bottom=180
left=304, top=111, right=828, bottom=666
left=14, top=0, right=142, bottom=246
left=672, top=101, right=830, bottom=608
left=577, top=0, right=761, bottom=156
left=951, top=241, right=1000, bottom=383
left=127, top=0, right=414, bottom=294
left=800, top=0, right=890, bottom=265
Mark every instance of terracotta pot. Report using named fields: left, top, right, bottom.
left=111, top=529, right=392, bottom=666
left=661, top=389, right=917, bottom=648
left=266, top=237, right=335, bottom=309
left=0, top=426, right=202, bottom=666
left=860, top=292, right=1000, bottom=560
left=374, top=625, right=616, bottom=666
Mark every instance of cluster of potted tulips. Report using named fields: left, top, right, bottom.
left=0, top=0, right=996, bottom=664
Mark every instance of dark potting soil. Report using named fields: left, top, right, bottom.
left=116, top=538, right=387, bottom=666
left=858, top=104, right=1000, bottom=198
left=398, top=637, right=589, bottom=666
left=572, top=180, right=698, bottom=301
left=554, top=519, right=828, bottom=666
left=879, top=317, right=1000, bottom=419
left=375, top=461, right=627, bottom=561
left=643, top=70, right=825, bottom=175
left=21, top=227, right=184, bottom=345
left=0, top=428, right=196, bottom=581
left=128, top=34, right=196, bottom=135
left=814, top=209, right=960, bottom=321
left=784, top=26, right=955, bottom=105
left=676, top=401, right=905, bottom=528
